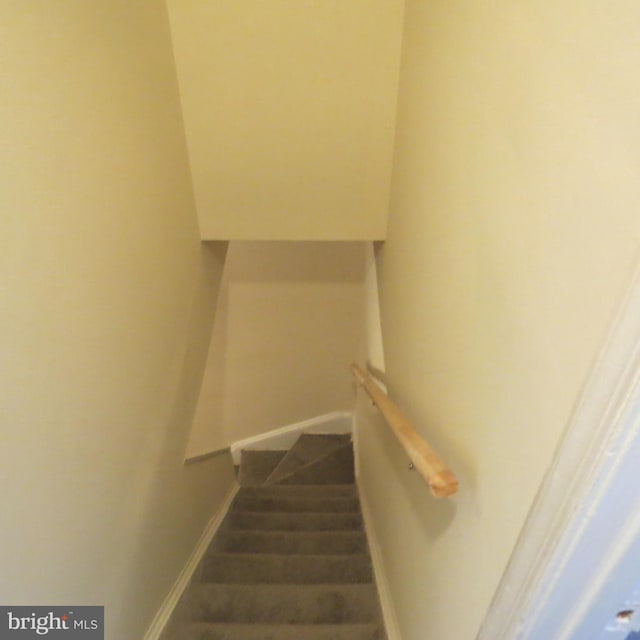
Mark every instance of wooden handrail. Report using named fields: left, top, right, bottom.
left=350, top=363, right=458, bottom=498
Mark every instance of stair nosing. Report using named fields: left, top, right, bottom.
left=217, top=529, right=366, bottom=535
left=187, top=621, right=383, bottom=636
left=189, top=622, right=380, bottom=627
left=232, top=500, right=360, bottom=512
left=192, top=582, right=376, bottom=591
left=230, top=510, right=361, bottom=516
left=235, top=495, right=358, bottom=501
left=206, top=551, right=371, bottom=560
left=189, top=622, right=379, bottom=627
left=199, top=584, right=376, bottom=589
left=238, top=484, right=357, bottom=490
left=224, top=531, right=365, bottom=535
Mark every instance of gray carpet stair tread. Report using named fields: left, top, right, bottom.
left=211, top=530, right=368, bottom=555
left=190, top=583, right=378, bottom=623
left=226, top=511, right=363, bottom=532
left=187, top=622, right=385, bottom=640
left=237, top=484, right=357, bottom=498
left=169, top=432, right=387, bottom=640
left=232, top=495, right=359, bottom=513
left=265, top=434, right=351, bottom=484
left=276, top=444, right=355, bottom=485
left=239, top=451, right=287, bottom=486
left=202, top=553, right=372, bottom=583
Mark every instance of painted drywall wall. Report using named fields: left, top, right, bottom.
left=356, top=2, right=640, bottom=639
left=1, top=4, right=234, bottom=640
left=187, top=242, right=365, bottom=456
left=165, top=0, right=403, bottom=241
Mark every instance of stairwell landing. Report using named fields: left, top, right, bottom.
left=177, top=433, right=388, bottom=640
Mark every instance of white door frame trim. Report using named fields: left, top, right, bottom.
left=478, top=260, right=640, bottom=640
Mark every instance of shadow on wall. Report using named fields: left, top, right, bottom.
left=223, top=241, right=366, bottom=284
left=357, top=393, right=457, bottom=542
left=403, top=456, right=457, bottom=541
left=111, top=241, right=231, bottom=638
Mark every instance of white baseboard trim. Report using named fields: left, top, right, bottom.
left=230, top=411, right=353, bottom=464
left=358, top=485, right=402, bottom=640
left=143, top=481, right=240, bottom=640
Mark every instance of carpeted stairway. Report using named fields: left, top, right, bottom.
left=183, top=433, right=387, bottom=640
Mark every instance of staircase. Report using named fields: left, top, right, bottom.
left=183, top=433, right=387, bottom=640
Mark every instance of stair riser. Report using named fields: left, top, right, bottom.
left=188, top=623, right=385, bottom=640
left=190, top=584, right=378, bottom=623
left=227, top=512, right=363, bottom=532
left=237, top=485, right=357, bottom=498
left=202, top=554, right=372, bottom=584
left=212, top=531, right=368, bottom=555
left=232, top=496, right=359, bottom=513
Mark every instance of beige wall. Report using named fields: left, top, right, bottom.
left=166, top=0, right=403, bottom=241
left=356, top=2, right=640, bottom=639
left=188, top=242, right=365, bottom=456
left=1, top=4, right=234, bottom=639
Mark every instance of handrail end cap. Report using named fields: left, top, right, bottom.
left=429, top=470, right=459, bottom=498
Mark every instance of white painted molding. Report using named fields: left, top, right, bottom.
left=358, top=484, right=403, bottom=640
left=364, top=242, right=387, bottom=374
left=143, top=481, right=239, bottom=640
left=229, top=411, right=353, bottom=464
left=184, top=446, right=230, bottom=465
left=352, top=406, right=361, bottom=480
left=351, top=242, right=396, bottom=636
left=478, top=261, right=640, bottom=640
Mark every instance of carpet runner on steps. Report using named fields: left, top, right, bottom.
left=181, top=434, right=387, bottom=640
